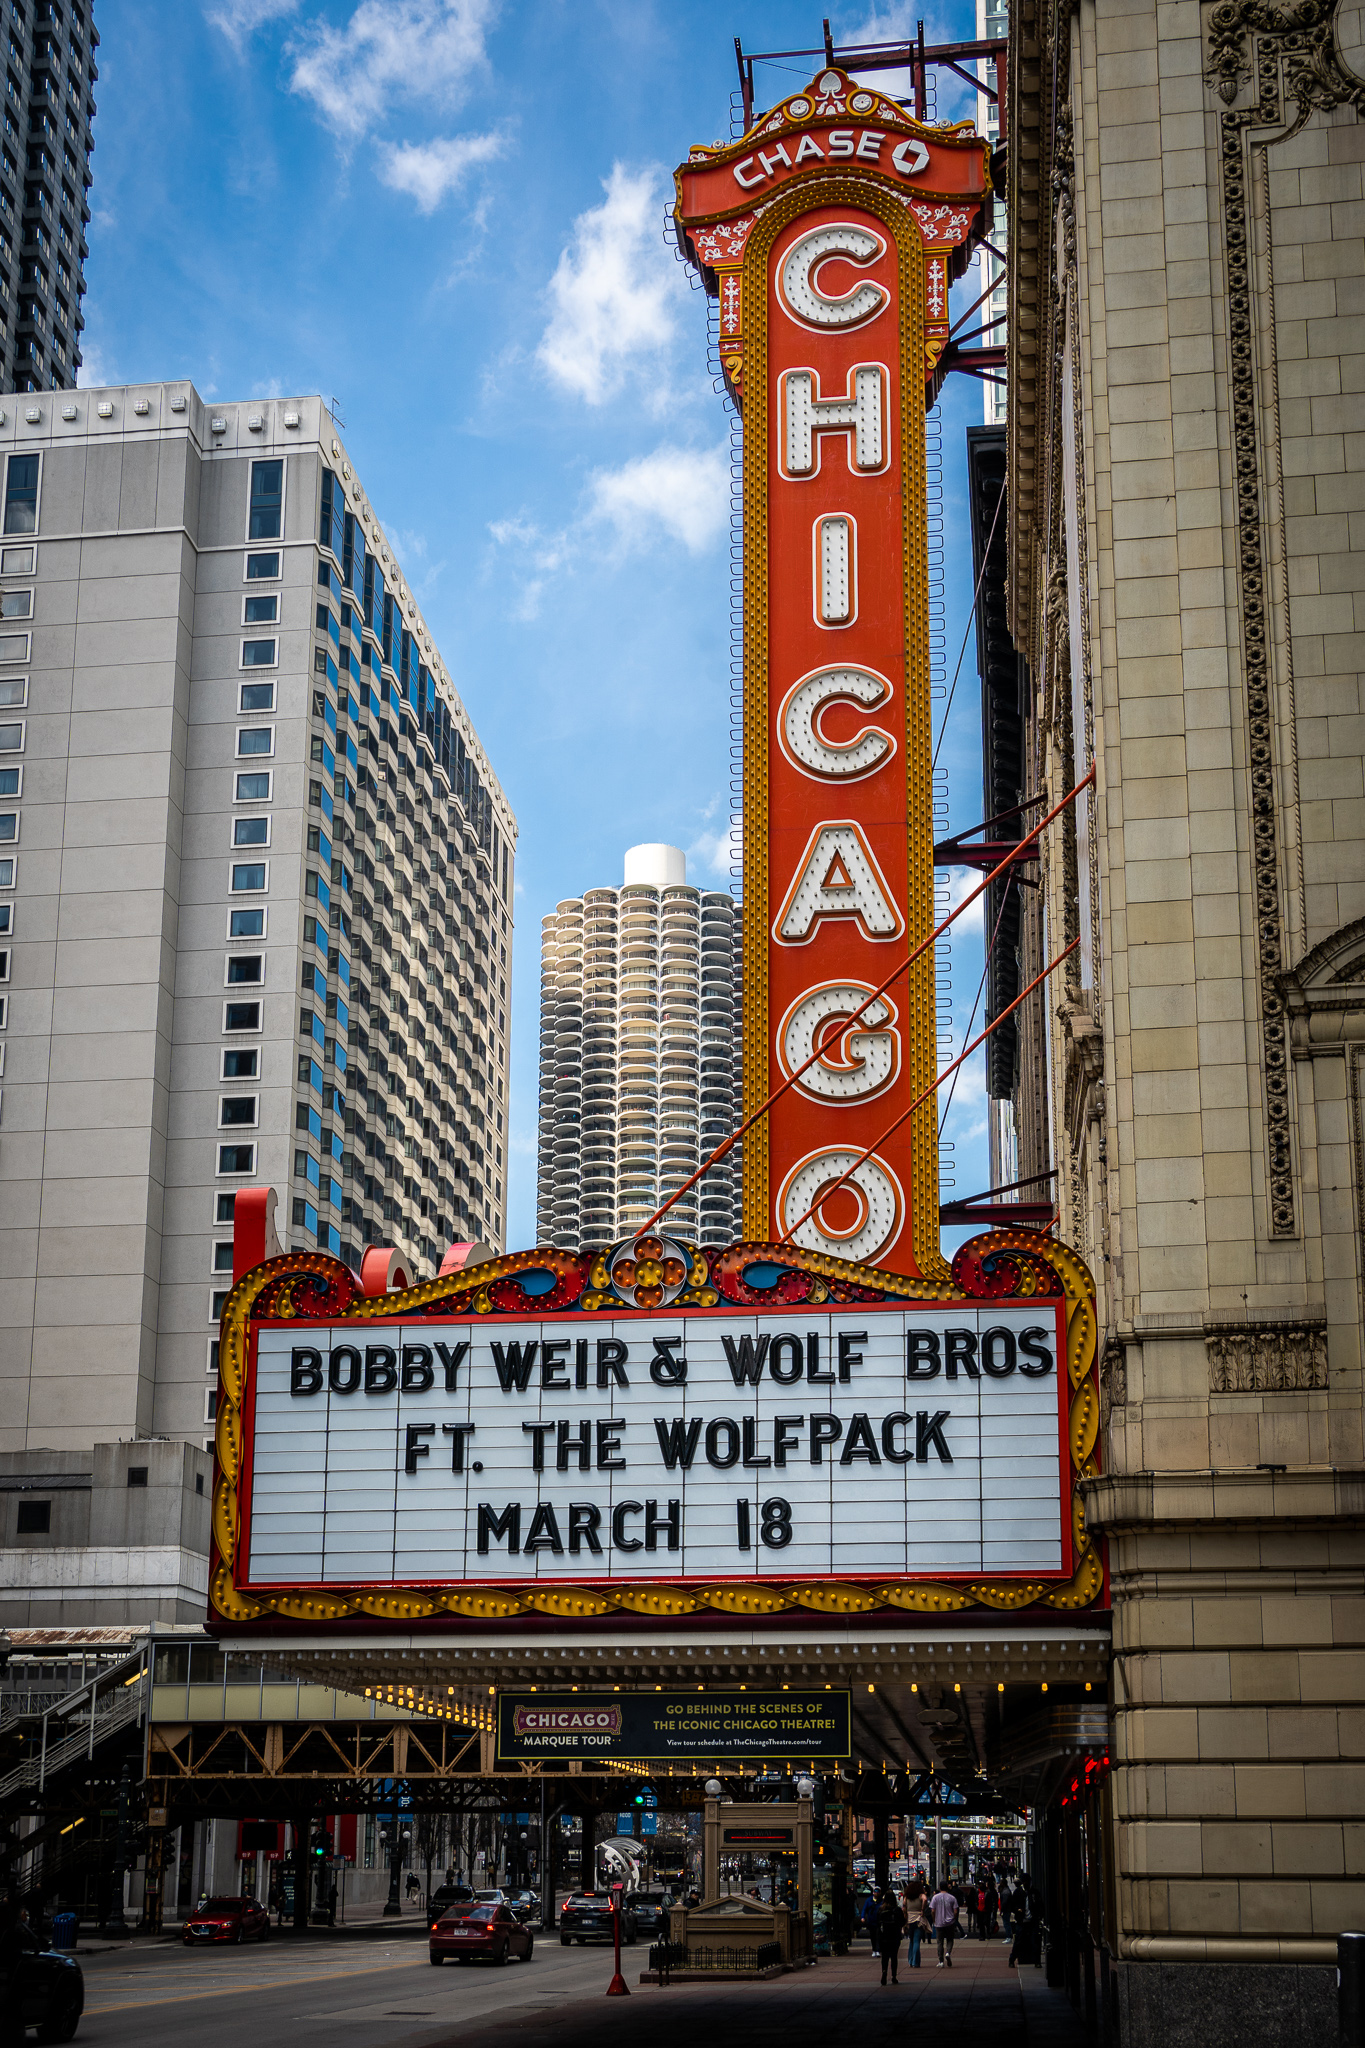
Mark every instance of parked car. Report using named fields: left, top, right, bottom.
left=182, top=1895, right=271, bottom=1945
left=473, top=1887, right=537, bottom=1923
left=429, top=1901, right=533, bottom=1966
left=558, top=1892, right=637, bottom=1946
left=427, top=1883, right=475, bottom=1934
left=14, top=1926, right=83, bottom=2042
left=628, top=1891, right=673, bottom=1939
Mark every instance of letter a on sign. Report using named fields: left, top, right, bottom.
left=775, top=824, right=903, bottom=944
left=675, top=71, right=990, bottom=1277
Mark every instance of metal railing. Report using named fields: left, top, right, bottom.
left=0, top=1646, right=148, bottom=1804
left=648, top=1940, right=782, bottom=1978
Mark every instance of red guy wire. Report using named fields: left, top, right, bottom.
left=638, top=767, right=1095, bottom=1236
left=779, top=934, right=1082, bottom=1246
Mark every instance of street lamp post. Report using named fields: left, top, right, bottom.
left=383, top=1824, right=407, bottom=1916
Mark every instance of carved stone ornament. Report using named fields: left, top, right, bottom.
left=1205, top=1319, right=1328, bottom=1393
left=1201, top=0, right=1365, bottom=1235
left=1206, top=0, right=1365, bottom=122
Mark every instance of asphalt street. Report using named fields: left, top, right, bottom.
left=66, top=1930, right=1091, bottom=2048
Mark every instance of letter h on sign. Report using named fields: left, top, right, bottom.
left=782, top=366, right=885, bottom=477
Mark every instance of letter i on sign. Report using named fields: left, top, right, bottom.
left=674, top=73, right=992, bottom=1279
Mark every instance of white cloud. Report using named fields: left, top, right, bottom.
left=76, top=342, right=113, bottom=390
left=688, top=813, right=742, bottom=881
left=287, top=0, right=495, bottom=141
left=537, top=164, right=685, bottom=405
left=487, top=441, right=728, bottom=618
left=943, top=864, right=985, bottom=937
left=587, top=444, right=729, bottom=555
left=378, top=130, right=503, bottom=212
left=206, top=0, right=298, bottom=46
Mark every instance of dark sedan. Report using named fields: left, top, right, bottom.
left=558, top=1892, right=637, bottom=1946
left=430, top=1901, right=533, bottom=1966
left=182, top=1895, right=271, bottom=1945
left=628, top=1891, right=673, bottom=1939
left=427, top=1884, right=475, bottom=1934
left=15, top=1927, right=83, bottom=2042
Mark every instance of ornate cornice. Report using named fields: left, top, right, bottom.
left=1205, top=1316, right=1328, bottom=1393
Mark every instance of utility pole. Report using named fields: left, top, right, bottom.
left=99, top=1761, right=133, bottom=1939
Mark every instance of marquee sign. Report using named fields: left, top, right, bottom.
left=208, top=1230, right=1102, bottom=1631
left=675, top=71, right=991, bottom=1281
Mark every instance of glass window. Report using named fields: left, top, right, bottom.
left=239, top=681, right=274, bottom=712
left=213, top=1240, right=234, bottom=1272
left=3, top=453, right=38, bottom=534
left=220, top=1096, right=258, bottom=1127
left=0, top=859, right=14, bottom=887
left=236, top=728, right=272, bottom=757
left=217, top=1142, right=256, bottom=1174
left=234, top=770, right=271, bottom=801
left=0, top=678, right=25, bottom=708
left=226, top=955, right=262, bottom=985
left=224, top=1001, right=261, bottom=1031
left=223, top=1048, right=258, bottom=1079
left=0, top=813, right=15, bottom=843
left=0, top=768, right=18, bottom=796
left=246, top=550, right=280, bottom=580
left=0, top=722, right=22, bottom=751
left=230, top=862, right=266, bottom=892
left=0, top=588, right=30, bottom=618
left=0, top=904, right=10, bottom=934
left=241, top=638, right=276, bottom=667
left=248, top=458, right=283, bottom=541
left=0, top=635, right=28, bottom=664
left=229, top=907, right=264, bottom=938
left=232, top=816, right=268, bottom=847
left=1, top=545, right=34, bottom=574
left=244, top=594, right=277, bottom=624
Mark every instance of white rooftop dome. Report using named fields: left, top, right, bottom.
left=623, top=843, right=686, bottom=888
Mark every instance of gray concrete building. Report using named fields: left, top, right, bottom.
left=0, top=382, right=515, bottom=1463
left=6, top=0, right=98, bottom=392
left=537, top=844, right=743, bottom=1248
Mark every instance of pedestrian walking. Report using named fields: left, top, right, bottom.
left=1007, top=1879, right=1037, bottom=1970
left=875, top=1892, right=906, bottom=1985
left=902, top=1877, right=926, bottom=1969
left=326, top=1880, right=337, bottom=1927
left=859, top=1887, right=880, bottom=1945
left=930, top=1880, right=959, bottom=1968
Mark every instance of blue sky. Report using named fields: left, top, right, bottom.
left=85, top=0, right=998, bottom=1252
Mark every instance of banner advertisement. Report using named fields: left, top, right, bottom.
left=495, top=1687, right=852, bottom=1764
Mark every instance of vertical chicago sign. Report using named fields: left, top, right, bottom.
left=675, top=72, right=990, bottom=1281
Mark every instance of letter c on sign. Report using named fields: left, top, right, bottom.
left=780, top=664, right=895, bottom=781
left=780, top=223, right=888, bottom=330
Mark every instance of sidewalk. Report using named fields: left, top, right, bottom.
left=410, top=1941, right=1095, bottom=2048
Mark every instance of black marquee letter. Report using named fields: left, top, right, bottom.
left=290, top=1348, right=323, bottom=1396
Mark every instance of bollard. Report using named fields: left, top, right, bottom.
left=1340, top=1931, right=1365, bottom=2048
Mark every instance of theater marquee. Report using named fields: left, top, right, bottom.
left=208, top=1230, right=1102, bottom=1630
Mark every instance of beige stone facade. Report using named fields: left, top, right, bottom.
left=1004, top=0, right=1365, bottom=2034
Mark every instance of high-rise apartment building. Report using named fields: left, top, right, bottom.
left=977, top=0, right=1006, bottom=426
left=5, top=0, right=98, bottom=392
left=537, top=844, right=742, bottom=1249
left=0, top=383, right=515, bottom=1455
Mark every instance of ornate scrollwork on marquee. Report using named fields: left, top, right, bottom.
left=209, top=1229, right=1103, bottom=1630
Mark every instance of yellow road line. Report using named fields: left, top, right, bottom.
left=84, top=1955, right=426, bottom=2015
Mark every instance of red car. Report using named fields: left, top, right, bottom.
left=183, top=1895, right=271, bottom=1945
left=430, top=1901, right=534, bottom=1966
